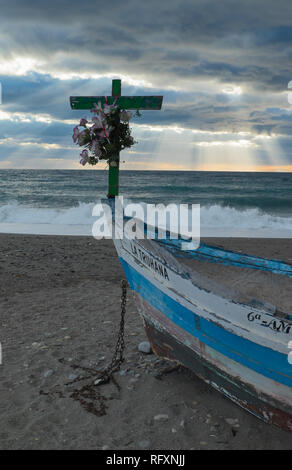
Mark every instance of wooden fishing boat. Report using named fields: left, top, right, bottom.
left=70, top=79, right=292, bottom=432
left=112, top=220, right=292, bottom=432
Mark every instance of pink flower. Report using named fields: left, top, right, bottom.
left=103, top=104, right=113, bottom=115
left=72, top=126, right=79, bottom=143
left=79, top=149, right=89, bottom=166
left=90, top=101, right=102, bottom=114
left=79, top=118, right=88, bottom=127
left=80, top=149, right=89, bottom=157
left=91, top=140, right=102, bottom=156
left=91, top=116, right=107, bottom=137
left=91, top=117, right=103, bottom=129
left=105, top=125, right=114, bottom=134
left=92, top=128, right=105, bottom=139
left=77, top=130, right=87, bottom=146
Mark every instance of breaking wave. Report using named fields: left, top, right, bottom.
left=0, top=200, right=292, bottom=237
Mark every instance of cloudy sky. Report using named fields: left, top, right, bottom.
left=1, top=0, right=292, bottom=171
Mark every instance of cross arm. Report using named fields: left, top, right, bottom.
left=70, top=95, right=163, bottom=110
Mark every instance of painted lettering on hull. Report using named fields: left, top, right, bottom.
left=130, top=242, right=169, bottom=280
left=247, top=312, right=291, bottom=334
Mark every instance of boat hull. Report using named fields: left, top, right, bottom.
left=113, top=234, right=292, bottom=432
left=138, top=293, right=292, bottom=432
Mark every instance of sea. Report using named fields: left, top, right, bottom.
left=0, top=169, right=291, bottom=238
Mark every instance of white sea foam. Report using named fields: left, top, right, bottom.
left=201, top=204, right=292, bottom=230
left=200, top=205, right=292, bottom=238
left=0, top=200, right=291, bottom=238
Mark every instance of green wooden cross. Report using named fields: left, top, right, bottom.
left=70, top=79, right=163, bottom=198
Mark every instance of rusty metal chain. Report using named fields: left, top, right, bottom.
left=94, top=279, right=128, bottom=386
left=41, top=280, right=129, bottom=417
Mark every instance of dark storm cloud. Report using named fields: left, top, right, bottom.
left=1, top=0, right=292, bottom=167
left=1, top=0, right=292, bottom=91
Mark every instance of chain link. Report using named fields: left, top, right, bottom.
left=94, top=279, right=128, bottom=386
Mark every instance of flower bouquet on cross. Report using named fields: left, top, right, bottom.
left=72, top=100, right=138, bottom=166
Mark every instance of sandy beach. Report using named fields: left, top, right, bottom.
left=0, top=233, right=291, bottom=450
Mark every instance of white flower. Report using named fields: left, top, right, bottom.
left=120, top=110, right=132, bottom=122
left=103, top=104, right=116, bottom=115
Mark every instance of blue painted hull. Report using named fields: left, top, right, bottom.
left=113, top=234, right=292, bottom=431
left=121, top=258, right=291, bottom=388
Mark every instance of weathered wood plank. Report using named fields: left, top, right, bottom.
left=70, top=95, right=163, bottom=110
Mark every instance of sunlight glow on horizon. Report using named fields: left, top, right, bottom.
left=112, top=161, right=292, bottom=172
left=0, top=157, right=291, bottom=172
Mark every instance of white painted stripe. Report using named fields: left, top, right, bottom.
left=115, top=237, right=292, bottom=355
